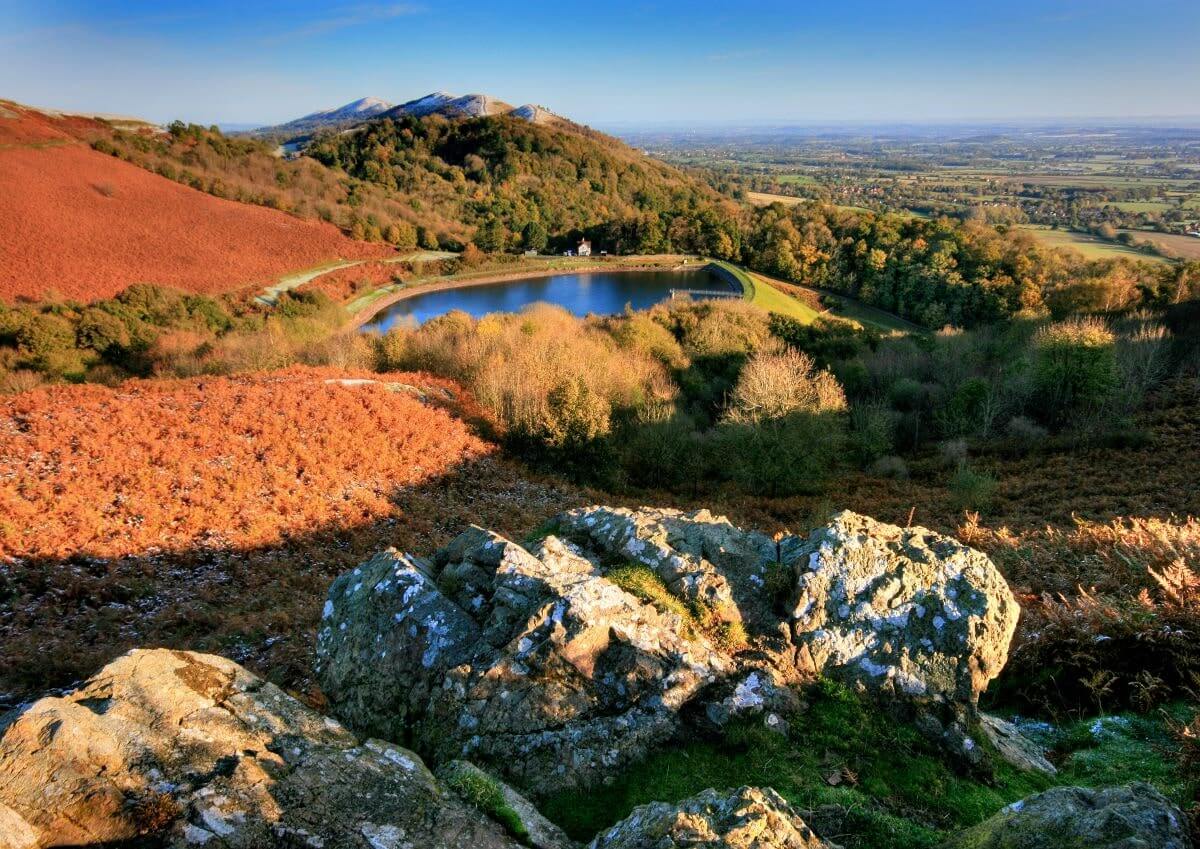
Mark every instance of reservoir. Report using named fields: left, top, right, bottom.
left=360, top=268, right=738, bottom=330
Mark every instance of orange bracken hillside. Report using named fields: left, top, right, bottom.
left=0, top=368, right=493, bottom=560
left=0, top=101, right=388, bottom=302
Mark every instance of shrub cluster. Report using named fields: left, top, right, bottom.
left=372, top=299, right=849, bottom=494
left=0, top=285, right=373, bottom=391
left=827, top=315, right=1177, bottom=466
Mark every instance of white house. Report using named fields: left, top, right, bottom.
left=577, top=239, right=592, bottom=257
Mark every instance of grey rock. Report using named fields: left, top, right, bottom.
left=0, top=649, right=525, bottom=849
left=703, top=669, right=800, bottom=735
left=556, top=505, right=780, bottom=632
left=782, top=511, right=1018, bottom=705
left=587, top=786, right=835, bottom=848
left=318, top=528, right=731, bottom=797
left=942, top=783, right=1192, bottom=849
left=980, top=714, right=1057, bottom=776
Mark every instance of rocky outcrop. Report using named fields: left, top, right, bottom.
left=781, top=511, right=1019, bottom=705
left=942, top=783, right=1192, bottom=849
left=587, top=786, right=834, bottom=849
left=0, top=649, right=528, bottom=849
left=318, top=506, right=1027, bottom=795
left=317, top=527, right=731, bottom=797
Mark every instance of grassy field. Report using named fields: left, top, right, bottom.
left=817, top=290, right=923, bottom=333
left=1110, top=201, right=1173, bottom=213
left=707, top=260, right=821, bottom=322
left=1018, top=226, right=1169, bottom=263
left=1120, top=229, right=1200, bottom=260
left=751, top=270, right=921, bottom=333
left=747, top=273, right=823, bottom=322
left=711, top=260, right=918, bottom=332
left=747, top=190, right=805, bottom=206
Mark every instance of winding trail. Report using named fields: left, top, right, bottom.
left=255, top=250, right=455, bottom=306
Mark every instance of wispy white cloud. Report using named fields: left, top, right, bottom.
left=267, top=3, right=425, bottom=43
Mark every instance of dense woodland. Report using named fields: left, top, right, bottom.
left=85, top=114, right=1200, bottom=333
left=307, top=114, right=743, bottom=257
left=739, top=203, right=1200, bottom=327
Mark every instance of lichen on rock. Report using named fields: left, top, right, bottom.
left=318, top=506, right=1030, bottom=795
left=781, top=510, right=1019, bottom=706
left=586, top=786, right=835, bottom=849
left=317, top=526, right=732, bottom=797
left=0, top=649, right=526, bottom=849
left=941, top=782, right=1192, bottom=849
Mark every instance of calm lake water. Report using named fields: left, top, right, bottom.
left=361, top=268, right=735, bottom=330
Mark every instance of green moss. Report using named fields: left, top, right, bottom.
left=442, top=766, right=531, bottom=844
left=522, top=518, right=561, bottom=547
left=712, top=619, right=749, bottom=651
left=1054, top=707, right=1191, bottom=802
left=540, top=680, right=1048, bottom=849
left=603, top=562, right=748, bottom=648
left=605, top=563, right=696, bottom=624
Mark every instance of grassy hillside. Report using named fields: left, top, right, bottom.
left=90, top=111, right=741, bottom=259
left=0, top=101, right=387, bottom=302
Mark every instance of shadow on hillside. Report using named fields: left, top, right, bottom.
left=0, top=455, right=595, bottom=708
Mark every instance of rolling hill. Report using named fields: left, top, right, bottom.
left=88, top=91, right=740, bottom=257
left=248, top=96, right=394, bottom=139
left=252, top=91, right=575, bottom=142
left=0, top=100, right=387, bottom=302
left=303, top=98, right=741, bottom=253
left=379, top=91, right=569, bottom=126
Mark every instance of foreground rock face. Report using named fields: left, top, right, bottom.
left=0, top=649, right=526, bottom=849
left=588, top=786, right=834, bottom=849
left=318, top=506, right=1024, bottom=794
left=943, top=783, right=1192, bottom=849
left=979, top=715, right=1057, bottom=777
left=782, top=511, right=1019, bottom=705
left=555, top=506, right=778, bottom=631
left=317, top=527, right=730, bottom=797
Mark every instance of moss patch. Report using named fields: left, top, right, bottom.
left=541, top=680, right=1049, bottom=849
left=1053, top=706, right=1192, bottom=802
left=605, top=562, right=697, bottom=626
left=603, top=562, right=747, bottom=649
left=442, top=765, right=531, bottom=845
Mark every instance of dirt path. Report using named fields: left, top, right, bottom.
left=256, top=250, right=455, bottom=306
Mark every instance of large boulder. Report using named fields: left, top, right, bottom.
left=587, top=786, right=834, bottom=849
left=942, top=783, right=1192, bottom=849
left=555, top=506, right=780, bottom=631
left=317, top=528, right=731, bottom=797
left=0, top=649, right=529, bottom=849
left=782, top=511, right=1018, bottom=705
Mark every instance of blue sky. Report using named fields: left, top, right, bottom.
left=3, top=0, right=1198, bottom=126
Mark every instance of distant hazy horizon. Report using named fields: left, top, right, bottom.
left=4, top=0, right=1199, bottom=127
